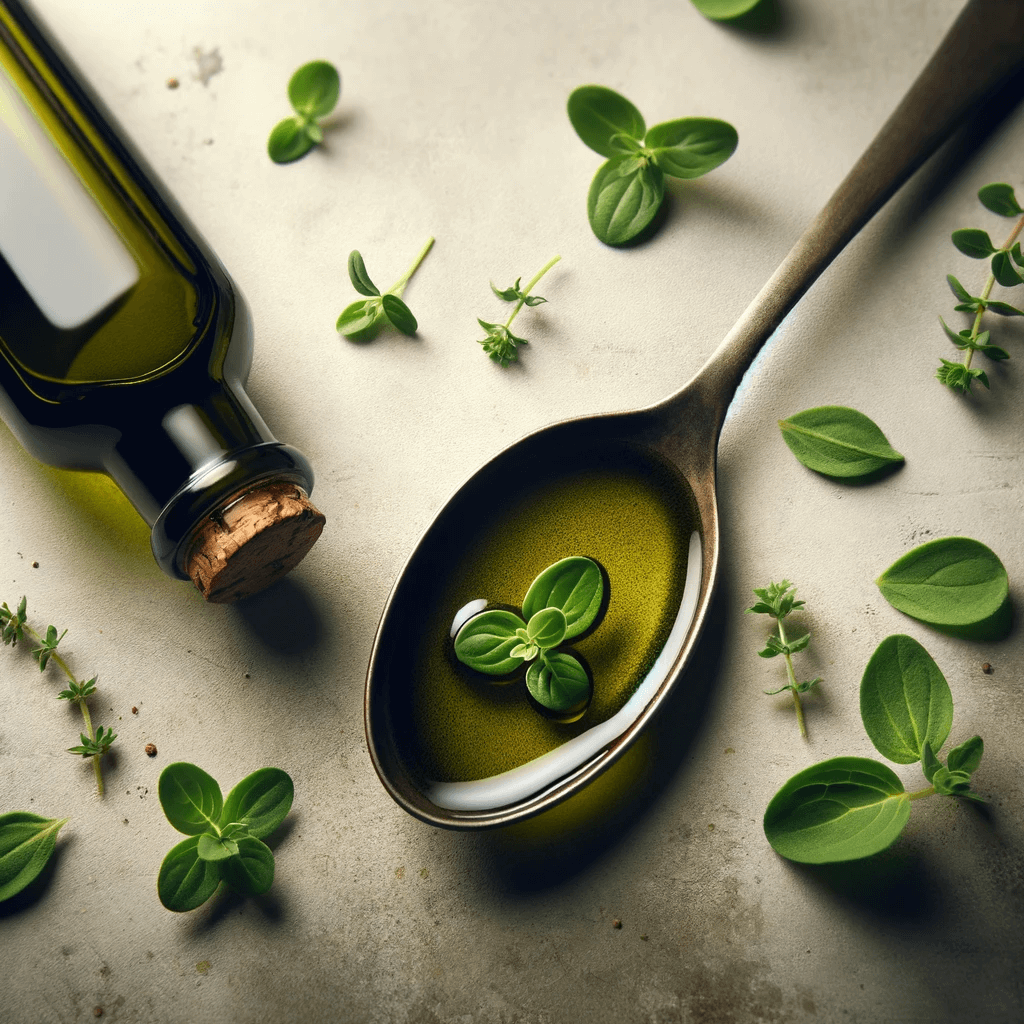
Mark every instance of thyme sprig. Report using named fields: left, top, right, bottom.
left=937, top=182, right=1024, bottom=394
left=1, top=596, right=116, bottom=796
left=747, top=581, right=822, bottom=739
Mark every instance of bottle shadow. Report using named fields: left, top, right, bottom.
left=229, top=576, right=327, bottom=659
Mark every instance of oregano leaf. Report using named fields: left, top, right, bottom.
left=158, top=763, right=223, bottom=836
left=587, top=157, right=664, bottom=246
left=522, top=556, right=604, bottom=639
left=347, top=251, right=379, bottom=296
left=0, top=812, right=68, bottom=902
left=381, top=294, right=418, bottom=335
left=947, top=735, right=984, bottom=775
left=219, top=837, right=275, bottom=896
left=779, top=406, right=904, bottom=479
left=336, top=298, right=382, bottom=336
left=991, top=250, right=1023, bottom=288
left=287, top=60, right=340, bottom=120
left=876, top=537, right=1009, bottom=629
left=267, top=116, right=314, bottom=164
left=763, top=757, right=911, bottom=864
left=220, top=768, right=294, bottom=840
left=157, top=836, right=221, bottom=912
left=453, top=609, right=529, bottom=675
left=952, top=228, right=996, bottom=259
left=525, top=607, right=568, bottom=651
left=645, top=117, right=738, bottom=179
left=946, top=275, right=973, bottom=303
left=977, top=182, right=1023, bottom=217
left=567, top=85, right=646, bottom=158
left=525, top=652, right=592, bottom=714
left=859, top=635, right=953, bottom=764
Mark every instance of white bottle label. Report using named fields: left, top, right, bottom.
left=0, top=67, right=138, bottom=330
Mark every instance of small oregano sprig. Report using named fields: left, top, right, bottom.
left=477, top=255, right=561, bottom=366
left=336, top=239, right=434, bottom=340
left=764, top=634, right=985, bottom=864
left=1, top=596, right=115, bottom=796
left=157, top=763, right=293, bottom=912
left=453, top=556, right=605, bottom=721
left=937, top=182, right=1024, bottom=394
left=747, top=581, right=821, bottom=739
left=567, top=85, right=737, bottom=245
left=267, top=61, right=341, bottom=163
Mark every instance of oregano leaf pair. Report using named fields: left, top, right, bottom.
left=452, top=556, right=605, bottom=718
left=268, top=61, right=340, bottom=163
left=336, top=240, right=434, bottom=340
left=157, top=763, right=293, bottom=912
left=764, top=635, right=985, bottom=863
left=567, top=85, right=737, bottom=245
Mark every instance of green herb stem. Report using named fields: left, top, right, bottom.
left=504, top=255, right=561, bottom=329
left=962, top=214, right=1024, bottom=374
left=776, top=618, right=807, bottom=740
left=77, top=701, right=103, bottom=797
left=907, top=785, right=936, bottom=801
left=963, top=275, right=996, bottom=374
left=24, top=623, right=105, bottom=797
left=389, top=237, right=435, bottom=297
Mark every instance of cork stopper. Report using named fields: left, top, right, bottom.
left=184, top=481, right=326, bottom=603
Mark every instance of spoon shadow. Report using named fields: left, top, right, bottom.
left=470, top=580, right=731, bottom=895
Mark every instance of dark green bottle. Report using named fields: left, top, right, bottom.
left=0, top=0, right=325, bottom=601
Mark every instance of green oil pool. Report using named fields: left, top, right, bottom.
left=407, top=445, right=697, bottom=783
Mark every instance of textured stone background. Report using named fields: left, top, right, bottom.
left=3, top=1, right=1023, bottom=1021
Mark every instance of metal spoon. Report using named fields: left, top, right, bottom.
left=366, top=0, right=1024, bottom=829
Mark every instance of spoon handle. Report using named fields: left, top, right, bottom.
left=688, top=0, right=1024, bottom=422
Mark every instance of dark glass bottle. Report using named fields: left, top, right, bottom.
left=0, top=0, right=324, bottom=601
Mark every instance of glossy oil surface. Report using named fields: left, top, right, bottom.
left=403, top=446, right=697, bottom=783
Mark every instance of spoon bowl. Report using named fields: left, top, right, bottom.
left=365, top=0, right=1024, bottom=829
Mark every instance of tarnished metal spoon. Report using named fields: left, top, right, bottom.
left=366, top=0, right=1024, bottom=829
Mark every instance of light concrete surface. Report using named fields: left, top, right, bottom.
left=3, top=1, right=1023, bottom=1022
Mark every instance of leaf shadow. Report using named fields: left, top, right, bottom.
left=180, top=820, right=295, bottom=934
left=262, top=815, right=297, bottom=853
left=467, top=578, right=731, bottom=895
left=799, top=459, right=906, bottom=488
left=716, top=0, right=789, bottom=37
left=316, top=107, right=357, bottom=143
left=895, top=594, right=1014, bottom=643
left=0, top=834, right=71, bottom=918
left=183, top=882, right=287, bottom=934
left=784, top=839, right=943, bottom=927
